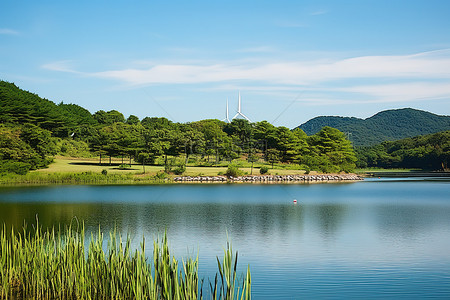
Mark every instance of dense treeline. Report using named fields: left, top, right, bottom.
left=356, top=131, right=450, bottom=170
left=298, top=108, right=450, bottom=146
left=1, top=80, right=357, bottom=175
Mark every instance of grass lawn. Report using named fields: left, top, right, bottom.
left=35, top=157, right=309, bottom=177
left=34, top=156, right=160, bottom=175
left=355, top=168, right=420, bottom=173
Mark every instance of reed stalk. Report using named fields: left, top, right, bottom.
left=0, top=221, right=251, bottom=299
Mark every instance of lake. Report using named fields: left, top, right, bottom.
left=1, top=178, right=450, bottom=299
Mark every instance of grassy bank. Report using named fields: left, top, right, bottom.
left=0, top=157, right=311, bottom=185
left=0, top=222, right=251, bottom=299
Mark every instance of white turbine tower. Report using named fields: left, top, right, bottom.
left=222, top=98, right=231, bottom=123
left=232, top=91, right=251, bottom=122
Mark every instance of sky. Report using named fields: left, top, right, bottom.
left=1, top=0, right=450, bottom=128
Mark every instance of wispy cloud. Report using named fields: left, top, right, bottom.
left=41, top=60, right=80, bottom=73
left=44, top=50, right=450, bottom=105
left=336, top=82, right=450, bottom=103
left=88, top=50, right=450, bottom=85
left=0, top=28, right=19, bottom=35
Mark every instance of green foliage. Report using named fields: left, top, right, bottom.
left=297, top=108, right=450, bottom=146
left=1, top=81, right=364, bottom=175
left=225, top=164, right=244, bottom=177
left=0, top=124, right=54, bottom=172
left=126, top=114, right=140, bottom=125
left=55, top=138, right=92, bottom=157
left=305, top=127, right=357, bottom=173
left=356, top=130, right=450, bottom=170
left=0, top=160, right=31, bottom=175
left=259, top=166, right=269, bottom=174
left=212, top=241, right=252, bottom=300
left=154, top=171, right=167, bottom=180
left=93, top=109, right=125, bottom=124
left=0, top=81, right=96, bottom=137
left=0, top=221, right=250, bottom=300
left=101, top=169, right=108, bottom=175
left=0, top=171, right=135, bottom=184
left=58, top=103, right=97, bottom=126
left=173, top=163, right=186, bottom=175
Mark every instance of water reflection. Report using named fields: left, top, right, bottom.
left=1, top=181, right=450, bottom=299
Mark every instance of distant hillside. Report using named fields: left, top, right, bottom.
left=296, top=108, right=450, bottom=146
left=355, top=130, right=450, bottom=170
left=0, top=81, right=97, bottom=137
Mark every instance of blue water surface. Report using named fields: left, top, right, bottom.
left=0, top=178, right=449, bottom=299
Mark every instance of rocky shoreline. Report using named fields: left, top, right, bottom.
left=173, top=174, right=363, bottom=183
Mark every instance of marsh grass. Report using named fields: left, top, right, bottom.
left=0, top=172, right=136, bottom=185
left=0, top=221, right=251, bottom=299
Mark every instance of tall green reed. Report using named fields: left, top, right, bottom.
left=0, top=221, right=250, bottom=299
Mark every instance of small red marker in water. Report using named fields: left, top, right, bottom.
left=293, top=199, right=297, bottom=204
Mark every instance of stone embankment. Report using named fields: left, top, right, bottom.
left=173, top=174, right=363, bottom=183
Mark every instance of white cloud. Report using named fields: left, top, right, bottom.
left=86, top=50, right=450, bottom=86
left=336, top=82, right=450, bottom=102
left=0, top=28, right=19, bottom=35
left=41, top=60, right=80, bottom=73
left=44, top=50, right=450, bottom=105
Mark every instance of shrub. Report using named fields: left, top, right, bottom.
left=101, top=169, right=108, bottom=175
left=259, top=166, right=269, bottom=174
left=154, top=171, right=167, bottom=180
left=299, top=164, right=310, bottom=174
left=0, top=161, right=31, bottom=175
left=225, top=164, right=243, bottom=177
left=173, top=164, right=186, bottom=175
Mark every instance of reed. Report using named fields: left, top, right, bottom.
left=0, top=221, right=250, bottom=299
left=0, top=172, right=170, bottom=185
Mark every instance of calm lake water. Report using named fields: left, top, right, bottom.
left=1, top=178, right=450, bottom=299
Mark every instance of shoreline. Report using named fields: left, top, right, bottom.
left=174, top=174, right=363, bottom=183
left=0, top=173, right=363, bottom=186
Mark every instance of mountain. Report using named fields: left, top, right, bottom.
left=296, top=108, right=450, bottom=146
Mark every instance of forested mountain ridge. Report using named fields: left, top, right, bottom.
left=297, top=108, right=450, bottom=146
left=0, top=81, right=97, bottom=137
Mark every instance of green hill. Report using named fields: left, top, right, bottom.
left=296, top=108, right=450, bottom=146
left=0, top=81, right=97, bottom=137
left=355, top=130, right=450, bottom=170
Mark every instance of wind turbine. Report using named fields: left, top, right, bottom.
left=222, top=98, right=231, bottom=123
left=232, top=91, right=251, bottom=122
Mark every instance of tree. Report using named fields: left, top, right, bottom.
left=93, top=110, right=125, bottom=124
left=266, top=148, right=280, bottom=168
left=126, top=115, right=140, bottom=125
left=0, top=124, right=53, bottom=172
left=308, top=126, right=357, bottom=172
left=224, top=119, right=254, bottom=154
left=274, top=127, right=301, bottom=163
left=248, top=153, right=259, bottom=175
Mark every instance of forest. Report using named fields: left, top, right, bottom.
left=1, top=80, right=449, bottom=176
left=0, top=81, right=356, bottom=175
left=355, top=130, right=450, bottom=170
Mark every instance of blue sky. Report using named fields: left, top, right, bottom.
left=1, top=0, right=450, bottom=128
